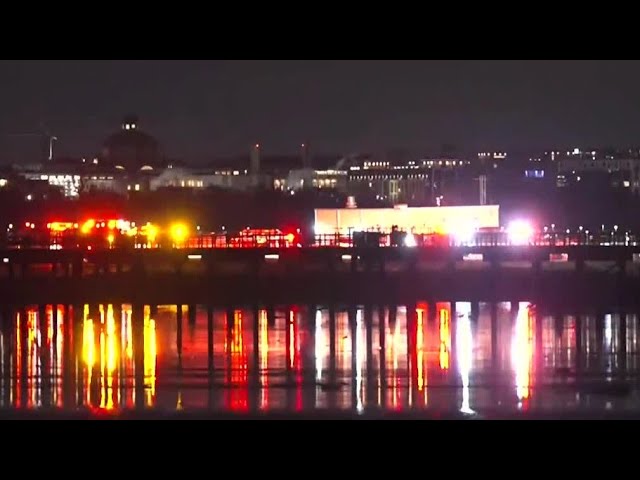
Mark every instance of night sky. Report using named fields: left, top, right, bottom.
left=1, top=60, right=640, bottom=163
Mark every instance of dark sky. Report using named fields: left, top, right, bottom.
left=1, top=60, right=640, bottom=163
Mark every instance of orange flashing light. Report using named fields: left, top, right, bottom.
left=49, top=222, right=74, bottom=232
left=81, top=219, right=96, bottom=234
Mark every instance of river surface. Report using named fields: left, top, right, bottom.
left=0, top=301, right=638, bottom=418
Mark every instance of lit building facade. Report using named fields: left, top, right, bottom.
left=148, top=166, right=253, bottom=191
left=314, top=205, right=500, bottom=235
left=346, top=157, right=471, bottom=205
left=556, top=149, right=640, bottom=192
left=285, top=169, right=348, bottom=192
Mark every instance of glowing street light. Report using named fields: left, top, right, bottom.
left=404, top=233, right=417, bottom=247
left=170, top=223, right=188, bottom=247
left=507, top=220, right=534, bottom=246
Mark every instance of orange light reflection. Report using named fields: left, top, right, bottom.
left=512, top=302, right=534, bottom=408
left=259, top=309, right=269, bottom=410
left=438, top=303, right=451, bottom=370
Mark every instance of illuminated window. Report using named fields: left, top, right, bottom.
left=0, top=179, right=6, bottom=187
left=134, top=184, right=140, bottom=191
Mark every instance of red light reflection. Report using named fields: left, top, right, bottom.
left=512, top=303, right=534, bottom=409
left=225, top=310, right=248, bottom=412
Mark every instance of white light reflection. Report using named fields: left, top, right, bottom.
left=604, top=314, right=613, bottom=377
left=315, top=309, right=323, bottom=381
left=456, top=302, right=475, bottom=415
left=355, top=309, right=365, bottom=414
left=604, top=314, right=613, bottom=349
left=512, top=302, right=534, bottom=406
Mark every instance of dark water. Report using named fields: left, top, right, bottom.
left=0, top=301, right=639, bottom=418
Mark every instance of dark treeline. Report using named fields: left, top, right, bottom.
left=0, top=188, right=345, bottom=236
left=1, top=184, right=640, bottom=236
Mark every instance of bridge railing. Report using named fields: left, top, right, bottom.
left=3, top=230, right=639, bottom=251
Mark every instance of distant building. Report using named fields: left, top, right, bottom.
left=101, top=115, right=163, bottom=172
left=345, top=156, right=471, bottom=205
left=285, top=169, right=348, bottom=193
left=149, top=166, right=253, bottom=191
left=477, top=151, right=507, bottom=170
left=556, top=149, right=640, bottom=192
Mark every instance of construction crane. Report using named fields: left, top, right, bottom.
left=3, top=126, right=57, bottom=161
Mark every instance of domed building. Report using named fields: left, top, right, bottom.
left=101, top=115, right=162, bottom=171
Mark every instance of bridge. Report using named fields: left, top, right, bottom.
left=1, top=245, right=640, bottom=307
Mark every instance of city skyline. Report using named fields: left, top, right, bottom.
left=2, top=60, right=640, bottom=163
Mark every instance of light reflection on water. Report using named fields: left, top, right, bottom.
left=0, top=301, right=639, bottom=416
